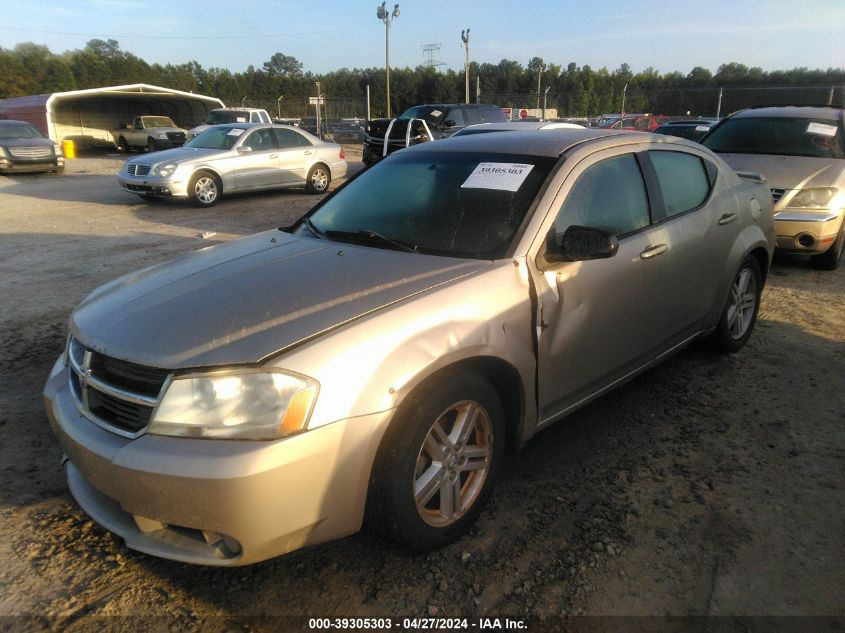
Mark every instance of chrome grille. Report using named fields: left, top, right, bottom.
left=68, top=338, right=169, bottom=436
left=127, top=164, right=151, bottom=176
left=8, top=146, right=52, bottom=158
left=166, top=132, right=186, bottom=142
left=771, top=188, right=786, bottom=204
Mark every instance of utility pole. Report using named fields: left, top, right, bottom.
left=716, top=86, right=723, bottom=119
left=276, top=94, right=284, bottom=119
left=620, top=83, right=627, bottom=119
left=315, top=81, right=322, bottom=140
left=377, top=2, right=400, bottom=117
left=536, top=69, right=542, bottom=109
left=366, top=84, right=371, bottom=120
left=476, top=76, right=480, bottom=103
left=461, top=29, right=470, bottom=104
left=542, top=86, right=550, bottom=121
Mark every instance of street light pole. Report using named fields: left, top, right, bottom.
left=461, top=29, right=470, bottom=104
left=276, top=95, right=284, bottom=119
left=377, top=3, right=400, bottom=118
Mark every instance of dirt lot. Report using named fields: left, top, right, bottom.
left=0, top=155, right=843, bottom=631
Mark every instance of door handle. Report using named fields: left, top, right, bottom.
left=269, top=154, right=278, bottom=159
left=304, top=150, right=313, bottom=155
left=718, top=212, right=738, bottom=225
left=640, top=243, right=668, bottom=259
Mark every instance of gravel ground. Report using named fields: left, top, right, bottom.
left=0, top=157, right=842, bottom=631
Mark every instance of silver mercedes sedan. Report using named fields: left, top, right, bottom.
left=118, top=123, right=347, bottom=207
left=46, top=129, right=774, bottom=565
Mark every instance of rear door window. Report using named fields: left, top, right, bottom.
left=649, top=151, right=711, bottom=218
left=275, top=128, right=310, bottom=148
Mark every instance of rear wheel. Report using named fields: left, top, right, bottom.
left=117, top=137, right=129, bottom=153
left=305, top=164, right=330, bottom=194
left=367, top=370, right=505, bottom=551
left=145, top=137, right=155, bottom=153
left=810, top=223, right=845, bottom=271
left=188, top=171, right=221, bottom=207
left=708, top=255, right=762, bottom=353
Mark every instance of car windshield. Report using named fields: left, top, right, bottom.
left=205, top=111, right=249, bottom=125
left=703, top=116, right=844, bottom=159
left=142, top=116, right=176, bottom=128
left=185, top=126, right=245, bottom=150
left=398, top=106, right=446, bottom=125
left=0, top=123, right=42, bottom=139
left=296, top=150, right=557, bottom=259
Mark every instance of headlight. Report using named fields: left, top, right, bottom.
left=54, top=143, right=63, bottom=157
left=787, top=187, right=838, bottom=209
left=153, top=163, right=178, bottom=177
left=149, top=369, right=318, bottom=440
left=157, top=132, right=169, bottom=140
left=0, top=147, right=6, bottom=158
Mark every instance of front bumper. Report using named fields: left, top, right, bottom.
left=0, top=156, right=63, bottom=174
left=118, top=174, right=189, bottom=198
left=44, top=358, right=393, bottom=566
left=773, top=210, right=844, bottom=254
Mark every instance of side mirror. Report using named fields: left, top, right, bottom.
left=442, top=119, right=456, bottom=128
left=237, top=146, right=253, bottom=153
left=545, top=225, right=619, bottom=263
left=410, top=134, right=430, bottom=145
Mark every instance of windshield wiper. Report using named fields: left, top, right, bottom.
left=302, top=217, right=327, bottom=239
left=356, top=229, right=418, bottom=253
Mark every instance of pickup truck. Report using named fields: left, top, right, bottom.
left=113, top=116, right=187, bottom=152
left=362, top=103, right=507, bottom=165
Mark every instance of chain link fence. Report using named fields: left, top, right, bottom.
left=482, top=85, right=845, bottom=120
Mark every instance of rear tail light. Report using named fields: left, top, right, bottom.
left=339, top=148, right=345, bottom=160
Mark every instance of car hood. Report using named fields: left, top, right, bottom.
left=125, top=146, right=225, bottom=167
left=0, top=136, right=54, bottom=148
left=70, top=231, right=486, bottom=369
left=717, top=153, right=844, bottom=190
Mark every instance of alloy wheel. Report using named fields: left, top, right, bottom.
left=726, top=268, right=757, bottom=340
left=194, top=176, right=218, bottom=204
left=413, top=400, right=493, bottom=527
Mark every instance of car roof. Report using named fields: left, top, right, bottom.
left=0, top=119, right=32, bottom=125
left=731, top=105, right=843, bottom=120
left=404, top=128, right=652, bottom=157
left=458, top=121, right=585, bottom=133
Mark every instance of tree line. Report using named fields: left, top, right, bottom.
left=2, top=39, right=843, bottom=118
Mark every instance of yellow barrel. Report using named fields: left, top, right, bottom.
left=61, top=139, right=76, bottom=159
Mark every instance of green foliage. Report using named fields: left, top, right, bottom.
left=0, top=40, right=842, bottom=118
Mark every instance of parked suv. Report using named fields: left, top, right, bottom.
left=188, top=108, right=273, bottom=140
left=363, top=103, right=507, bottom=165
left=702, top=105, right=845, bottom=269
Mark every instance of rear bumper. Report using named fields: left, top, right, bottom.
left=44, top=358, right=393, bottom=565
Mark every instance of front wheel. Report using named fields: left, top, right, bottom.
left=367, top=370, right=505, bottom=551
left=810, top=223, right=845, bottom=271
left=188, top=171, right=221, bottom=207
left=707, top=255, right=762, bottom=353
left=305, top=164, right=330, bottom=194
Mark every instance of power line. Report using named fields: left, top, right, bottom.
left=0, top=23, right=377, bottom=41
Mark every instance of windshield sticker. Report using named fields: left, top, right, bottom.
left=236, top=117, right=247, bottom=122
left=695, top=125, right=711, bottom=132
left=461, top=163, right=535, bottom=192
left=430, top=109, right=443, bottom=118
left=227, top=128, right=245, bottom=136
left=806, top=122, right=837, bottom=137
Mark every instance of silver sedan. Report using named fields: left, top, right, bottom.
left=48, top=129, right=774, bottom=565
left=118, top=123, right=348, bottom=207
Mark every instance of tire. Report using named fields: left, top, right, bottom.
left=52, top=165, right=65, bottom=174
left=305, top=164, right=330, bottom=194
left=145, top=137, right=155, bottom=153
left=367, top=369, right=505, bottom=551
left=810, top=223, right=845, bottom=271
left=708, top=255, right=762, bottom=353
left=188, top=171, right=221, bottom=207
left=117, top=137, right=129, bottom=153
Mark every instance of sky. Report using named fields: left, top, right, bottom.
left=2, top=0, right=844, bottom=75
